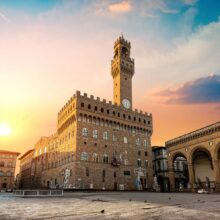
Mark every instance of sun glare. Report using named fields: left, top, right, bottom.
left=0, top=123, right=12, bottom=136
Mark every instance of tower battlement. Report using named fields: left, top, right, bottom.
left=114, top=35, right=131, bottom=48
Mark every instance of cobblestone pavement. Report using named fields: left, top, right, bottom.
left=0, top=192, right=220, bottom=220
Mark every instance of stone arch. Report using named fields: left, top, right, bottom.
left=189, top=146, right=212, bottom=164
left=190, top=146, right=214, bottom=187
left=170, top=151, right=188, bottom=163
left=88, top=115, right=92, bottom=123
left=171, top=151, right=189, bottom=190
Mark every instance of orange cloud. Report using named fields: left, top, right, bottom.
left=108, top=1, right=132, bottom=13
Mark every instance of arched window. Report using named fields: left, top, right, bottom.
left=103, top=155, right=108, bottom=163
left=113, top=134, right=117, bottom=142
left=124, top=159, right=128, bottom=165
left=121, top=46, right=128, bottom=56
left=88, top=104, right=91, bottom=109
left=81, top=152, right=88, bottom=161
left=0, top=171, right=4, bottom=176
left=93, top=130, right=98, bottom=138
left=92, top=153, right=98, bottom=162
left=136, top=138, right=140, bottom=146
left=94, top=106, right=98, bottom=111
left=144, top=160, right=148, bottom=167
left=137, top=159, right=141, bottom=167
left=81, top=102, right=84, bottom=107
left=0, top=161, right=4, bottom=167
left=103, top=132, right=108, bottom=140
left=143, top=140, right=147, bottom=147
left=82, top=128, right=88, bottom=136
left=7, top=171, right=12, bottom=176
left=124, top=137, right=128, bottom=144
left=101, top=108, right=104, bottom=113
left=96, top=118, right=100, bottom=125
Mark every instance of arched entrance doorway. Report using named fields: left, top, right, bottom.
left=2, top=182, right=7, bottom=189
left=157, top=175, right=170, bottom=192
left=173, top=154, right=189, bottom=190
left=192, top=148, right=214, bottom=189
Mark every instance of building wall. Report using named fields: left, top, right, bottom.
left=19, top=150, right=34, bottom=189
left=0, top=151, right=19, bottom=190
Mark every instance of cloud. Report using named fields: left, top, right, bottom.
left=138, top=0, right=179, bottom=15
left=108, top=1, right=132, bottom=13
left=182, top=0, right=197, bottom=6
left=215, top=105, right=220, bottom=111
left=93, top=0, right=179, bottom=17
left=154, top=75, right=220, bottom=104
left=0, top=12, right=10, bottom=23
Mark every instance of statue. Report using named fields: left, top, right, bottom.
left=153, top=175, right=160, bottom=192
left=63, top=168, right=70, bottom=188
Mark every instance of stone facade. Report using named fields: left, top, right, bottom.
left=166, top=121, right=220, bottom=192
left=19, top=36, right=154, bottom=190
left=18, top=149, right=34, bottom=189
left=0, top=150, right=20, bottom=190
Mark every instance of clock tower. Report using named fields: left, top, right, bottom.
left=111, top=35, right=134, bottom=109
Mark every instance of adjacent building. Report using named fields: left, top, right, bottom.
left=0, top=150, right=20, bottom=191
left=152, top=146, right=169, bottom=192
left=166, top=121, right=220, bottom=192
left=18, top=149, right=35, bottom=189
left=19, top=36, right=154, bottom=190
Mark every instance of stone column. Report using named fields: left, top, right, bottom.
left=168, top=166, right=175, bottom=192
left=188, top=163, right=195, bottom=192
left=188, top=163, right=195, bottom=183
left=213, top=159, right=220, bottom=191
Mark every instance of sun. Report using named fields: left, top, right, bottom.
left=0, top=123, right=12, bottom=136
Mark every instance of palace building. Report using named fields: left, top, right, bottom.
left=0, top=150, right=20, bottom=191
left=19, top=36, right=154, bottom=190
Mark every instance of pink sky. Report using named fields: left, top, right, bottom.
left=0, top=0, right=220, bottom=156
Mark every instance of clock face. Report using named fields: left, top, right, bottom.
left=122, top=99, right=131, bottom=109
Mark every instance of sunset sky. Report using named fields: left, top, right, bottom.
left=0, top=0, right=220, bottom=156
